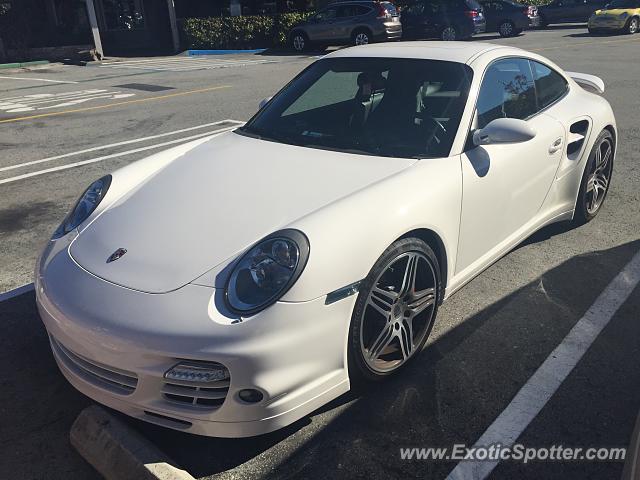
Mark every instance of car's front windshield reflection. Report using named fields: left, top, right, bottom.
left=238, top=57, right=473, bottom=159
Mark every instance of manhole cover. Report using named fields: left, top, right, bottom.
left=114, top=83, right=175, bottom=92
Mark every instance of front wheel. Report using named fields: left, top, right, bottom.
left=348, top=238, right=441, bottom=383
left=498, top=20, right=516, bottom=37
left=573, top=129, right=614, bottom=224
left=626, top=17, right=639, bottom=34
left=440, top=25, right=458, bottom=40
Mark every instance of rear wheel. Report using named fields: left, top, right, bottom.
left=498, top=20, right=516, bottom=37
left=348, top=238, right=441, bottom=383
left=440, top=25, right=458, bottom=40
left=626, top=17, right=639, bottom=34
left=574, top=129, right=614, bottom=224
left=352, top=28, right=372, bottom=46
left=290, top=31, right=308, bottom=52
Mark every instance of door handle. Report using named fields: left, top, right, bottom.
left=549, top=137, right=563, bottom=154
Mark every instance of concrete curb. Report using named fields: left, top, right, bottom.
left=70, top=405, right=195, bottom=480
left=0, top=60, right=49, bottom=70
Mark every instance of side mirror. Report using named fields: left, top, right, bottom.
left=473, top=118, right=536, bottom=146
left=258, top=96, right=272, bottom=110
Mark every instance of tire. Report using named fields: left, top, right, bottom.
left=352, top=28, right=372, bottom=46
left=539, top=14, right=548, bottom=27
left=573, top=129, right=614, bottom=225
left=498, top=20, right=516, bottom=37
left=348, top=238, right=441, bottom=383
left=626, top=17, right=639, bottom=34
left=290, top=31, right=308, bottom=52
left=440, top=25, right=458, bottom=41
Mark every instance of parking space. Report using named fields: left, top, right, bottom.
left=0, top=25, right=639, bottom=480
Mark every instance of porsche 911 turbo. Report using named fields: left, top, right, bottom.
left=36, top=42, right=616, bottom=437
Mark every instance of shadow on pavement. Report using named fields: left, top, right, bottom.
left=1, top=240, right=637, bottom=479
left=0, top=290, right=97, bottom=480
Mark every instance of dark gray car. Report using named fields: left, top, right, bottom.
left=289, top=1, right=402, bottom=52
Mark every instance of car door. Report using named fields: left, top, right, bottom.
left=456, top=58, right=565, bottom=274
left=542, top=0, right=565, bottom=22
left=481, top=1, right=496, bottom=30
left=333, top=4, right=358, bottom=41
left=305, top=7, right=339, bottom=41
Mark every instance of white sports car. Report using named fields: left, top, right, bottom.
left=36, top=42, right=616, bottom=437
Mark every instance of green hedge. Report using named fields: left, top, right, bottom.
left=180, top=13, right=313, bottom=50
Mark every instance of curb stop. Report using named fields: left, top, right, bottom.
left=70, top=405, right=195, bottom=480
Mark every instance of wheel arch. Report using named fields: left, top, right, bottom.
left=351, top=26, right=373, bottom=39
left=397, top=228, right=448, bottom=303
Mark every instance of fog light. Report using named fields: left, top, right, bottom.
left=164, top=361, right=229, bottom=384
left=238, top=389, right=264, bottom=403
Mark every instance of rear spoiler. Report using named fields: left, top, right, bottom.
left=566, top=71, right=605, bottom=94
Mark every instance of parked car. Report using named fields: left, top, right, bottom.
left=38, top=42, right=616, bottom=438
left=401, top=0, right=486, bottom=41
left=588, top=0, right=640, bottom=34
left=289, top=1, right=401, bottom=52
left=480, top=0, right=537, bottom=35
left=538, top=0, right=606, bottom=26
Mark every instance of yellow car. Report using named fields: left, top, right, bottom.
left=588, top=0, right=640, bottom=34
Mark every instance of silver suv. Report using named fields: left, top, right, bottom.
left=290, top=1, right=402, bottom=52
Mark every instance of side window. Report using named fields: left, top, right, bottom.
left=337, top=5, right=360, bottom=17
left=476, top=58, right=537, bottom=128
left=531, top=61, right=568, bottom=109
left=354, top=5, right=371, bottom=15
left=315, top=7, right=337, bottom=21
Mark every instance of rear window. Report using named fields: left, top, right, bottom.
left=465, top=0, right=483, bottom=9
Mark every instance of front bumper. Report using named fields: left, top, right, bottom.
left=36, top=237, right=353, bottom=437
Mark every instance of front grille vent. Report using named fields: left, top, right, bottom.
left=50, top=336, right=138, bottom=395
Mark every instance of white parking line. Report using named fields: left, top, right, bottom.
left=0, top=76, right=79, bottom=84
left=0, top=283, right=34, bottom=302
left=0, top=126, right=238, bottom=185
left=447, top=249, right=640, bottom=480
left=0, top=119, right=243, bottom=173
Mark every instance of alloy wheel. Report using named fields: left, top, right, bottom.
left=293, top=34, right=305, bottom=51
left=629, top=18, right=639, bottom=34
left=359, top=251, right=437, bottom=373
left=499, top=21, right=514, bottom=36
left=355, top=32, right=370, bottom=45
left=585, top=136, right=613, bottom=215
left=441, top=26, right=457, bottom=41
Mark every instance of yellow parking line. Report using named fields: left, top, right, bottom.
left=531, top=35, right=640, bottom=52
left=0, top=85, right=232, bottom=124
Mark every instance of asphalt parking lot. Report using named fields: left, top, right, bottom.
left=1, top=25, right=639, bottom=480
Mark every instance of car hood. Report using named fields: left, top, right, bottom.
left=69, top=131, right=416, bottom=293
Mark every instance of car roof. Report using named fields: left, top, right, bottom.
left=323, top=41, right=516, bottom=64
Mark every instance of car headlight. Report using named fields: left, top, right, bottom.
left=619, top=12, right=629, bottom=18
left=225, top=229, right=310, bottom=315
left=52, top=175, right=111, bottom=239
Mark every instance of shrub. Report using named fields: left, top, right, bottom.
left=180, top=12, right=313, bottom=50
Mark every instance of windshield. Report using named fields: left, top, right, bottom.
left=238, top=58, right=473, bottom=159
